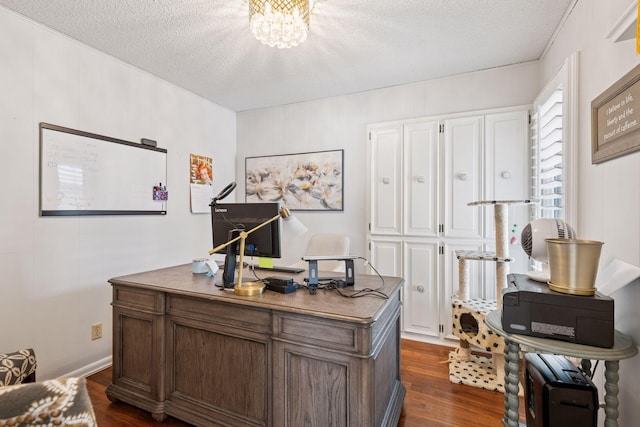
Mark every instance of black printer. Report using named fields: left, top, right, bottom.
left=502, top=274, right=614, bottom=348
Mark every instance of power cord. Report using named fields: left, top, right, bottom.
left=342, top=256, right=388, bottom=299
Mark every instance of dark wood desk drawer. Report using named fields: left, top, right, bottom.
left=168, top=294, right=271, bottom=334
left=112, top=286, right=165, bottom=313
left=275, top=313, right=364, bottom=354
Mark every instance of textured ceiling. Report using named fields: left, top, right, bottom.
left=0, top=0, right=575, bottom=112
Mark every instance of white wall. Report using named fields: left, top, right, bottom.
left=237, top=62, right=540, bottom=267
left=0, top=7, right=236, bottom=379
left=540, top=0, right=640, bottom=424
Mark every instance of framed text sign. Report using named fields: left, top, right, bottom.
left=592, top=63, right=640, bottom=164
left=39, top=123, right=168, bottom=216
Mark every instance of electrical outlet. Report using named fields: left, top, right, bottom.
left=91, top=322, right=103, bottom=340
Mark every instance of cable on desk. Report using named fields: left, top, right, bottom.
left=342, top=256, right=388, bottom=299
left=300, top=256, right=389, bottom=299
left=334, top=284, right=388, bottom=299
left=247, top=257, right=267, bottom=283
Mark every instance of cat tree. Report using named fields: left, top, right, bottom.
left=448, top=199, right=532, bottom=392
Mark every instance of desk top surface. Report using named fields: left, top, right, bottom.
left=486, top=310, right=638, bottom=360
left=109, top=264, right=403, bottom=324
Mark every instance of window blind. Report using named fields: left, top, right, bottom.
left=531, top=86, right=564, bottom=220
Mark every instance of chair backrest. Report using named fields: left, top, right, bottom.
left=301, top=233, right=350, bottom=272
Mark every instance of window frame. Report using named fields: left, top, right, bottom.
left=530, top=52, right=579, bottom=228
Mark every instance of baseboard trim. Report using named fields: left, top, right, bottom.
left=401, top=332, right=457, bottom=348
left=62, top=356, right=112, bottom=379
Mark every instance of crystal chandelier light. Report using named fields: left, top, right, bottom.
left=249, top=0, right=311, bottom=49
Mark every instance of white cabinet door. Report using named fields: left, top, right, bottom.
left=369, top=238, right=402, bottom=277
left=368, top=125, right=403, bottom=235
left=442, top=241, right=483, bottom=338
left=484, top=110, right=529, bottom=239
left=443, top=116, right=483, bottom=239
left=404, top=121, right=439, bottom=237
left=402, top=241, right=440, bottom=337
left=368, top=107, right=529, bottom=343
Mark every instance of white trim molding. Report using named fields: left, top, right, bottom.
left=60, top=356, right=112, bottom=379
left=606, top=0, right=638, bottom=42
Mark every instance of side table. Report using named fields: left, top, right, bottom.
left=485, top=310, right=637, bottom=427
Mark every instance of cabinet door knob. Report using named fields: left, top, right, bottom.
left=501, top=171, right=511, bottom=179
left=457, top=173, right=468, bottom=181
left=417, top=176, right=425, bottom=183
left=417, top=285, right=425, bottom=293
left=382, top=177, right=390, bottom=184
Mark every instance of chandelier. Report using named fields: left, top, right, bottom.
left=249, top=0, right=311, bottom=49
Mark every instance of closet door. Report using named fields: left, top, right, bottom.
left=404, top=121, right=439, bottom=237
left=442, top=116, right=483, bottom=238
left=484, top=110, right=529, bottom=238
left=403, top=240, right=439, bottom=337
left=368, top=125, right=403, bottom=236
left=369, top=238, right=402, bottom=277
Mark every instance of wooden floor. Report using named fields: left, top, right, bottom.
left=86, top=339, right=524, bottom=426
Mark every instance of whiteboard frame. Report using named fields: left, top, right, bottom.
left=39, top=123, right=168, bottom=216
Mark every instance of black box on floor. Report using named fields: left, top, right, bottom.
left=525, top=353, right=598, bottom=427
left=501, top=274, right=614, bottom=348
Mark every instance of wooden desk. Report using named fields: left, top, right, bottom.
left=485, top=310, right=637, bottom=427
left=106, top=264, right=405, bottom=427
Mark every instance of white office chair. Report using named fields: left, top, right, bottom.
left=290, top=233, right=350, bottom=272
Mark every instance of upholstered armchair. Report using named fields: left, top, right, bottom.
left=0, top=348, right=97, bottom=426
left=0, top=348, right=37, bottom=386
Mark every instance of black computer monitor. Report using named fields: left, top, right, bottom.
left=210, top=202, right=281, bottom=286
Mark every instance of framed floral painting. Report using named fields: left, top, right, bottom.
left=245, top=149, right=344, bottom=211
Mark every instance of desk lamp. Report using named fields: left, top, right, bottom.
left=208, top=206, right=304, bottom=296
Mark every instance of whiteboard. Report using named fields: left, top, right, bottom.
left=39, top=123, right=168, bottom=216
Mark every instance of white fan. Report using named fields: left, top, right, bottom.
left=520, top=218, right=576, bottom=282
